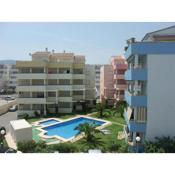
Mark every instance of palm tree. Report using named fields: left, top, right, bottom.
left=117, top=103, right=125, bottom=118
left=103, top=108, right=118, bottom=118
left=74, top=123, right=104, bottom=150
left=96, top=102, right=105, bottom=117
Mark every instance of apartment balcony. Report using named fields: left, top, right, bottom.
left=58, top=97, right=73, bottom=102
left=125, top=42, right=175, bottom=60
left=72, top=74, right=85, bottom=79
left=46, top=97, right=57, bottom=103
left=72, top=95, right=84, bottom=101
left=114, top=84, right=127, bottom=90
left=46, top=85, right=72, bottom=90
left=17, top=97, right=46, bottom=104
left=17, top=73, right=47, bottom=79
left=125, top=68, right=147, bottom=81
left=72, top=85, right=85, bottom=90
left=124, top=91, right=147, bottom=107
left=114, top=94, right=124, bottom=101
left=124, top=109, right=146, bottom=133
left=115, top=64, right=128, bottom=70
left=17, top=85, right=46, bottom=91
left=47, top=74, right=73, bottom=79
left=114, top=74, right=124, bottom=80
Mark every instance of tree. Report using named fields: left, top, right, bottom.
left=103, top=108, right=118, bottom=118
left=75, top=123, right=104, bottom=150
left=117, top=102, right=126, bottom=118
left=96, top=102, right=105, bottom=117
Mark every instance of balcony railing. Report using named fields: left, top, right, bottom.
left=124, top=91, right=147, bottom=107
left=124, top=109, right=146, bottom=133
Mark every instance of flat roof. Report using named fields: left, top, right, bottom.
left=10, top=119, right=32, bottom=130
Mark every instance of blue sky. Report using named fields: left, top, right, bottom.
left=0, top=22, right=175, bottom=64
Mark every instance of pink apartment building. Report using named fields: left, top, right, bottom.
left=100, top=56, right=127, bottom=106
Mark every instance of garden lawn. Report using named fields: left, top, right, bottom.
left=28, top=111, right=126, bottom=152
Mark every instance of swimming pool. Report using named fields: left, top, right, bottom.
left=42, top=117, right=106, bottom=139
left=39, top=119, right=60, bottom=126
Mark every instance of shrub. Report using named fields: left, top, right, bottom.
left=48, top=143, right=79, bottom=153
left=108, top=142, right=121, bottom=152
left=17, top=140, right=37, bottom=153
left=34, top=111, right=40, bottom=117
left=18, top=113, right=29, bottom=120
left=17, top=140, right=47, bottom=153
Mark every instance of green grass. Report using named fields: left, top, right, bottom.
left=29, top=109, right=127, bottom=152
left=70, top=122, right=125, bottom=152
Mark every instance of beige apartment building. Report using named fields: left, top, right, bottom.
left=16, top=49, right=96, bottom=116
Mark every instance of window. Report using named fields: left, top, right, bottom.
left=73, top=91, right=83, bottom=95
left=73, top=79, right=83, bottom=85
left=32, top=79, right=44, bottom=85
left=19, top=68, right=30, bottom=73
left=59, top=91, right=71, bottom=97
left=47, top=91, right=56, bottom=97
left=48, top=68, right=57, bottom=74
left=48, top=79, right=57, bottom=85
left=73, top=68, right=83, bottom=74
left=59, top=79, right=70, bottom=85
left=32, top=104, right=44, bottom=110
left=58, top=102, right=71, bottom=108
left=32, top=92, right=44, bottom=98
left=32, top=67, right=44, bottom=73
left=59, top=68, right=70, bottom=74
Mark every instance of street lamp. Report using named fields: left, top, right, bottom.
left=0, top=129, right=6, bottom=135
left=0, top=127, right=6, bottom=152
left=136, top=136, right=141, bottom=153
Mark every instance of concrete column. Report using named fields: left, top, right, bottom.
left=133, top=132, right=136, bottom=145
left=44, top=104, right=46, bottom=115
left=134, top=107, right=137, bottom=121
left=56, top=90, right=58, bottom=103
left=134, top=54, right=139, bottom=68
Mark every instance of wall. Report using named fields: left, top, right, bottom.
left=0, top=100, right=17, bottom=115
left=146, top=54, right=175, bottom=141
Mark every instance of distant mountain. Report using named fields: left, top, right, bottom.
left=0, top=60, right=16, bottom=65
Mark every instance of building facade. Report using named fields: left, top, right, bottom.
left=100, top=64, right=115, bottom=106
left=100, top=56, right=127, bottom=106
left=94, top=64, right=103, bottom=99
left=16, top=49, right=96, bottom=116
left=111, top=56, right=127, bottom=105
left=124, top=26, right=175, bottom=148
left=0, top=64, right=17, bottom=93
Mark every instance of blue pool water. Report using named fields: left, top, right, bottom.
left=43, top=117, right=105, bottom=139
left=39, top=119, right=60, bottom=126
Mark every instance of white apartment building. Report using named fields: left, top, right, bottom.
left=124, top=26, right=175, bottom=149
left=8, top=64, right=18, bottom=92
left=0, top=64, right=17, bottom=92
left=16, top=49, right=96, bottom=116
